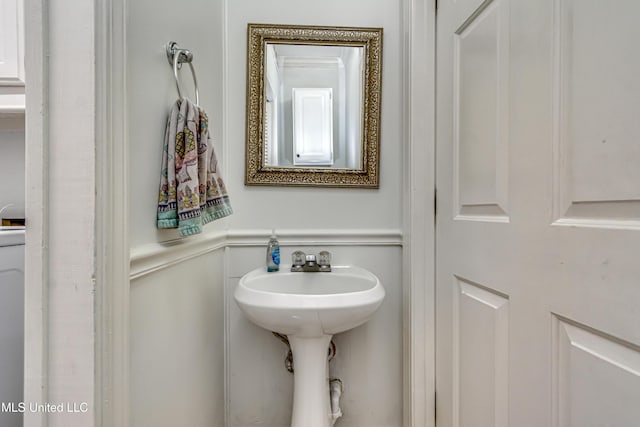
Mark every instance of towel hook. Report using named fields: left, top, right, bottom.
left=165, top=41, right=200, bottom=105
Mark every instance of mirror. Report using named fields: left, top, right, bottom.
left=245, top=24, right=383, bottom=188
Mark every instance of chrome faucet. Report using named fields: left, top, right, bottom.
left=291, top=250, right=331, bottom=272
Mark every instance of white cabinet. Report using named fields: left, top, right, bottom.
left=0, top=0, right=25, bottom=113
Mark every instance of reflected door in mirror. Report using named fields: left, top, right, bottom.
left=293, top=88, right=333, bottom=166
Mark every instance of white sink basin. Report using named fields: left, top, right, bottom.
left=234, top=265, right=385, bottom=427
left=234, top=265, right=385, bottom=337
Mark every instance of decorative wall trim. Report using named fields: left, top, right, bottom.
left=130, top=228, right=403, bottom=280
left=226, top=228, right=403, bottom=247
left=222, top=4, right=231, bottom=426
left=95, top=0, right=130, bottom=425
left=130, top=231, right=227, bottom=280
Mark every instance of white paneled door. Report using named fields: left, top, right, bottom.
left=435, top=0, right=640, bottom=426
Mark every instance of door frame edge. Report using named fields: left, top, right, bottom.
left=402, top=0, right=437, bottom=426
left=95, top=0, right=130, bottom=425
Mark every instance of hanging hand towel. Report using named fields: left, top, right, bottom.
left=157, top=98, right=232, bottom=236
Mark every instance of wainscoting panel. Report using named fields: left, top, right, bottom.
left=130, top=248, right=226, bottom=427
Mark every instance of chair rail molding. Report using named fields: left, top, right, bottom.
left=130, top=231, right=227, bottom=280
left=226, top=228, right=403, bottom=247
left=130, top=228, right=403, bottom=280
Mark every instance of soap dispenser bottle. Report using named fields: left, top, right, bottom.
left=266, top=229, right=280, bottom=272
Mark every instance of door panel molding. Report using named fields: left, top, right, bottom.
left=453, top=0, right=510, bottom=223
left=552, top=315, right=640, bottom=427
left=552, top=0, right=640, bottom=229
left=453, top=276, right=509, bottom=427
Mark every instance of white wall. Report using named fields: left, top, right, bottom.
left=225, top=0, right=403, bottom=231
left=126, top=0, right=228, bottom=426
left=127, top=0, right=229, bottom=248
left=345, top=49, right=363, bottom=168
left=0, top=121, right=25, bottom=218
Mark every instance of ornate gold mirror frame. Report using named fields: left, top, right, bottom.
left=245, top=23, right=383, bottom=188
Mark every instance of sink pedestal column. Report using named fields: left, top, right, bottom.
left=288, top=334, right=333, bottom=427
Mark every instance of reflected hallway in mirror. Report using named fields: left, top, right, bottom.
left=263, top=43, right=363, bottom=169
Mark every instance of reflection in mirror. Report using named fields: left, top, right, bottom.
left=263, top=44, right=363, bottom=169
left=292, top=87, right=333, bottom=166
left=245, top=24, right=383, bottom=187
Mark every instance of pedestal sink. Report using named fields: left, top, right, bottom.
left=234, top=265, right=385, bottom=427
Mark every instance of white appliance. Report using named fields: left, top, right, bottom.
left=0, top=227, right=24, bottom=427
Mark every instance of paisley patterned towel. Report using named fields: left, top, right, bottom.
left=157, top=98, right=232, bottom=236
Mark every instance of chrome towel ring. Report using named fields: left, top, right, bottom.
left=165, top=41, right=200, bottom=105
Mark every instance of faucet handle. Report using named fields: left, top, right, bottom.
left=318, top=251, right=331, bottom=271
left=291, top=251, right=306, bottom=271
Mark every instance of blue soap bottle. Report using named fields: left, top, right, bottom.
left=266, top=229, right=280, bottom=272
